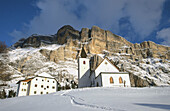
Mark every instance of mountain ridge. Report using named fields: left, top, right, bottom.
left=12, top=25, right=170, bottom=63
left=0, top=25, right=169, bottom=92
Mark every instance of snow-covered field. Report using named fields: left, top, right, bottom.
left=0, top=87, right=170, bottom=111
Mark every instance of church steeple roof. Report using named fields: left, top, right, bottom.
left=80, top=47, right=87, bottom=58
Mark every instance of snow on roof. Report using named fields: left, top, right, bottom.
left=97, top=54, right=104, bottom=59
left=37, top=72, right=55, bottom=79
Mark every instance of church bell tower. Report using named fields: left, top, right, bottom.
left=78, top=47, right=90, bottom=87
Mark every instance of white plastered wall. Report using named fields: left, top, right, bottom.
left=101, top=73, right=131, bottom=87
left=29, top=77, right=57, bottom=95
left=78, top=58, right=90, bottom=79
left=95, top=59, right=119, bottom=77
left=17, top=82, right=28, bottom=96
left=78, top=58, right=91, bottom=88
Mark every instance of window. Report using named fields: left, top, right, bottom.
left=47, top=86, right=49, bottom=88
left=83, top=61, right=86, bottom=64
left=42, top=79, right=44, bottom=82
left=97, top=82, right=99, bottom=87
left=41, top=85, right=43, bottom=88
left=119, top=77, right=123, bottom=84
left=46, top=92, right=48, bottom=94
left=24, top=89, right=26, bottom=91
left=124, top=80, right=126, bottom=87
left=110, top=77, right=114, bottom=84
left=47, top=80, right=49, bottom=82
left=44, top=88, right=46, bottom=90
left=41, top=92, right=43, bottom=94
left=52, top=86, right=55, bottom=89
left=21, top=89, right=23, bottom=91
left=22, top=83, right=25, bottom=85
left=53, top=81, right=55, bottom=83
left=36, top=79, right=38, bottom=81
left=34, top=91, right=36, bottom=94
left=35, top=84, right=37, bottom=87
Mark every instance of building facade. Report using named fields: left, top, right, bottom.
left=78, top=48, right=131, bottom=88
left=17, top=73, right=57, bottom=96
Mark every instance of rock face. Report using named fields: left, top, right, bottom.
left=129, top=72, right=151, bottom=87
left=13, top=35, right=57, bottom=48
left=56, top=25, right=80, bottom=45
left=13, top=25, right=170, bottom=61
left=10, top=25, right=170, bottom=87
left=90, top=55, right=103, bottom=71
left=13, top=25, right=169, bottom=61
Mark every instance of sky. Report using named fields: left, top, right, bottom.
left=0, top=0, right=170, bottom=47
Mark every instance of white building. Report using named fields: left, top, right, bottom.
left=78, top=47, right=131, bottom=88
left=17, top=72, right=57, bottom=96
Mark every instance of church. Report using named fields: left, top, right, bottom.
left=16, top=72, right=57, bottom=96
left=78, top=47, right=131, bottom=88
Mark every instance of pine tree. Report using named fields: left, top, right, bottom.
left=1, top=89, right=6, bottom=99
left=8, top=90, right=14, bottom=98
left=57, top=82, right=61, bottom=91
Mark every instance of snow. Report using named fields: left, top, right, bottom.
left=97, top=54, right=105, bottom=59
left=37, top=72, right=55, bottom=78
left=121, top=45, right=130, bottom=49
left=0, top=87, right=170, bottom=111
left=8, top=44, right=63, bottom=62
left=108, top=55, right=170, bottom=86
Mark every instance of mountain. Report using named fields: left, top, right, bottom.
left=0, top=25, right=170, bottom=91
left=0, top=87, right=170, bottom=111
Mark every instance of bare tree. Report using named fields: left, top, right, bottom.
left=0, top=41, right=7, bottom=53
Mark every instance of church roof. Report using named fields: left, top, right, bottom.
left=80, top=47, right=87, bottom=58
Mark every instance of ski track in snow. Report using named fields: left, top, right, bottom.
left=60, top=90, right=125, bottom=111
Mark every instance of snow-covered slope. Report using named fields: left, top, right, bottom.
left=0, top=42, right=169, bottom=92
left=0, top=44, right=78, bottom=91
left=0, top=87, right=170, bottom=111
left=109, top=54, right=170, bottom=86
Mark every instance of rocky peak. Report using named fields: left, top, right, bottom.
left=56, top=25, right=80, bottom=45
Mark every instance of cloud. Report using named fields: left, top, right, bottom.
left=156, top=28, right=170, bottom=46
left=10, top=0, right=165, bottom=43
left=125, top=0, right=164, bottom=38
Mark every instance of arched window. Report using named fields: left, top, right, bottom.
left=83, top=61, right=86, bottom=64
left=119, top=77, right=123, bottom=84
left=110, top=77, right=114, bottom=84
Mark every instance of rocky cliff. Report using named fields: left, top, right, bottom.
left=13, top=25, right=170, bottom=61
left=1, top=25, right=169, bottom=89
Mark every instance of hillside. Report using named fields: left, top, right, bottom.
left=0, top=25, right=170, bottom=91
left=0, top=87, right=170, bottom=111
